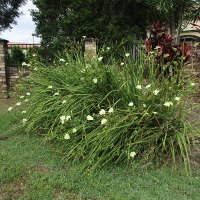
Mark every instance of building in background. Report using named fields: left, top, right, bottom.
left=7, top=42, right=40, bottom=56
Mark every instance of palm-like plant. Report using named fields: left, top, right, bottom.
left=145, top=0, right=200, bottom=44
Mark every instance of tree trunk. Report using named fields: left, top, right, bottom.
left=176, top=17, right=183, bottom=45
left=170, top=16, right=176, bottom=38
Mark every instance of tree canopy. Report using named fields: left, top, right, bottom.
left=31, top=0, right=152, bottom=45
left=31, top=0, right=200, bottom=45
left=0, top=0, right=27, bottom=32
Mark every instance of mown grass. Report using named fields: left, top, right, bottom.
left=0, top=99, right=200, bottom=200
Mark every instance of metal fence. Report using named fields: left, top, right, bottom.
left=7, top=43, right=40, bottom=57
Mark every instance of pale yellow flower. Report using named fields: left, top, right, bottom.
left=108, top=108, right=114, bottom=113
left=136, top=85, right=142, bottom=90
left=98, top=57, right=103, bottom=61
left=99, top=109, right=106, bottom=115
left=164, top=102, right=173, bottom=107
left=65, top=116, right=71, bottom=121
left=175, top=97, right=180, bottom=101
left=101, top=118, right=107, bottom=125
left=125, top=53, right=130, bottom=57
left=130, top=152, right=136, bottom=158
left=153, top=90, right=159, bottom=95
left=93, top=78, right=97, bottom=83
left=8, top=107, right=13, bottom=111
left=72, top=128, right=77, bottom=133
left=62, top=100, right=67, bottom=104
left=128, top=102, right=134, bottom=107
left=145, top=84, right=151, bottom=89
left=23, top=119, right=27, bottom=124
left=64, top=133, right=70, bottom=140
left=87, top=115, right=93, bottom=121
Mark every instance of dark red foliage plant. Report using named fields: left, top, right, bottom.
left=191, top=16, right=200, bottom=34
left=145, top=21, right=191, bottom=67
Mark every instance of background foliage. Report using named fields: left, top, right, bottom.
left=31, top=0, right=151, bottom=45
left=8, top=46, right=25, bottom=66
left=0, top=0, right=27, bottom=32
left=31, top=0, right=200, bottom=45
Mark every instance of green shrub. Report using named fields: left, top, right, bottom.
left=8, top=46, right=25, bottom=66
left=17, top=44, right=198, bottom=171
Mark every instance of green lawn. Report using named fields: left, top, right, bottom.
left=0, top=99, right=200, bottom=200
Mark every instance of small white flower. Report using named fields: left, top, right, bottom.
left=155, top=46, right=161, bottom=50
left=64, top=133, right=70, bottom=140
left=145, top=84, right=151, bottom=89
left=60, top=116, right=65, bottom=124
left=108, top=108, right=114, bottom=113
left=128, top=102, right=134, bottom=107
left=143, top=104, right=147, bottom=108
left=82, top=36, right=86, bottom=39
left=48, top=86, right=53, bottom=89
left=24, top=99, right=28, bottom=102
left=23, top=119, right=27, bottom=124
left=62, top=100, right=66, bottom=104
left=20, top=96, right=24, bottom=99
left=26, top=92, right=30, bottom=96
left=190, top=83, right=195, bottom=86
left=164, top=101, right=173, bottom=107
left=8, top=107, right=13, bottom=111
left=87, top=115, right=94, bottom=121
left=136, top=85, right=142, bottom=90
left=130, top=151, right=136, bottom=158
left=163, top=54, right=169, bottom=58
left=16, top=102, right=21, bottom=106
left=98, top=57, right=103, bottom=61
left=153, top=90, right=159, bottom=95
left=101, top=118, right=107, bottom=125
left=152, top=112, right=158, bottom=114
left=33, top=54, right=36, bottom=57
left=54, top=92, right=59, bottom=96
left=22, top=62, right=27, bottom=66
left=60, top=58, right=65, bottom=62
left=22, top=110, right=26, bottom=114
left=125, top=53, right=130, bottom=57
left=93, top=78, right=97, bottom=83
left=34, top=67, right=38, bottom=71
left=72, top=128, right=77, bottom=133
left=175, top=97, right=180, bottom=101
left=120, top=62, right=124, bottom=66
left=65, top=116, right=71, bottom=121
left=99, top=109, right=106, bottom=115
left=106, top=47, right=110, bottom=50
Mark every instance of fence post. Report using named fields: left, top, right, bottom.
left=84, top=38, right=96, bottom=60
left=0, top=38, right=9, bottom=99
